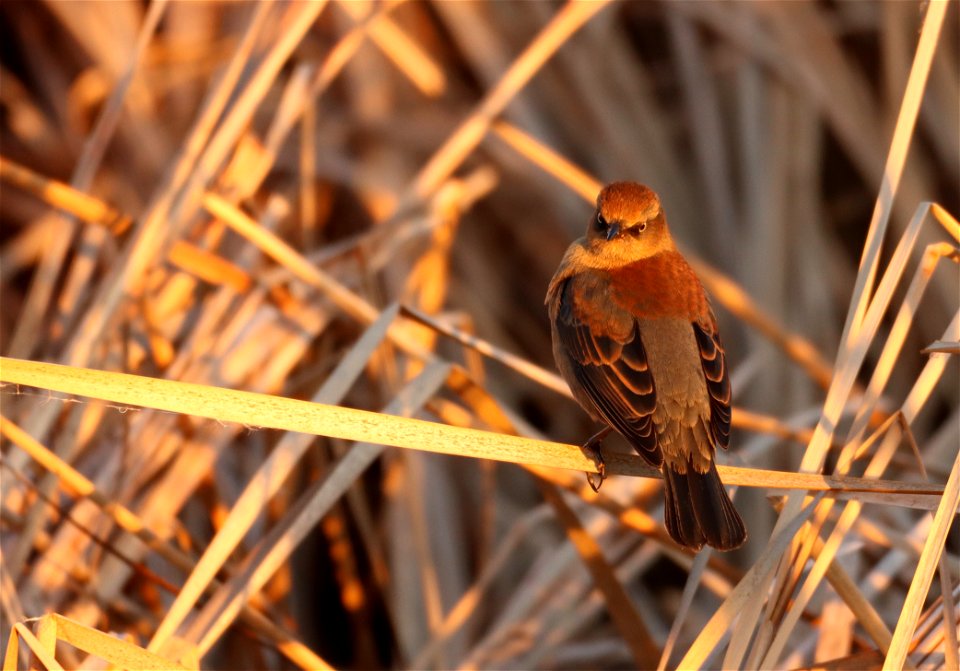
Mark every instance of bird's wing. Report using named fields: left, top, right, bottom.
left=693, top=319, right=731, bottom=450
left=555, top=281, right=661, bottom=464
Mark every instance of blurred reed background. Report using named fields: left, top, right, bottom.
left=0, top=1, right=957, bottom=669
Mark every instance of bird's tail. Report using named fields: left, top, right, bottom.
left=663, top=457, right=746, bottom=551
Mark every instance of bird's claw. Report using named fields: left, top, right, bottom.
left=582, top=427, right=611, bottom=492
left=585, top=454, right=606, bottom=492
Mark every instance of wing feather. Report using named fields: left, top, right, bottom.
left=693, top=321, right=731, bottom=450
left=555, top=282, right=661, bottom=464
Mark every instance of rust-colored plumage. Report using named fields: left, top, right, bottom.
left=546, top=182, right=746, bottom=551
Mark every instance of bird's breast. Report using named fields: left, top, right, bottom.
left=608, top=252, right=709, bottom=321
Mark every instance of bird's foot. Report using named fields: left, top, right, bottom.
left=582, top=427, right=611, bottom=492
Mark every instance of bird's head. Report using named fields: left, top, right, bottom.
left=584, top=182, right=675, bottom=263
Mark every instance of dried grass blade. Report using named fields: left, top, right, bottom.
left=52, top=0, right=169, bottom=335
left=818, top=539, right=894, bottom=654
left=0, top=555, right=25, bottom=652
left=837, top=0, right=946, bottom=344
left=5, top=405, right=93, bottom=579
left=843, top=241, right=958, bottom=447
left=907, top=584, right=959, bottom=663
left=402, top=452, right=448, bottom=665
left=148, top=303, right=400, bottom=652
left=400, top=304, right=572, bottom=396
left=656, top=546, right=713, bottom=671
left=930, top=202, right=960, bottom=241
left=202, top=192, right=380, bottom=325
left=901, top=311, right=959, bottom=421
left=921, top=340, right=960, bottom=354
left=826, top=491, right=942, bottom=512
left=2, top=626, right=20, bottom=671
left=166, top=242, right=251, bottom=292
left=759, top=425, right=907, bottom=668
left=218, top=0, right=409, bottom=203
left=0, top=417, right=328, bottom=670
left=191, top=1, right=328, bottom=187
left=2, top=357, right=951, bottom=501
left=716, top=465, right=943, bottom=497
left=0, top=356, right=600, bottom=473
left=336, top=0, right=445, bottom=97
left=41, top=614, right=187, bottom=671
left=0, top=157, right=130, bottom=233
left=68, top=0, right=167, bottom=186
left=749, top=202, right=942, bottom=665
left=786, top=4, right=948, bottom=511
left=410, top=507, right=554, bottom=668
left=6, top=0, right=163, bottom=360
left=732, top=408, right=816, bottom=445
left=185, top=362, right=452, bottom=658
left=56, top=0, right=273, bottom=368
left=1, top=417, right=181, bottom=564
left=489, top=121, right=601, bottom=200
left=937, top=556, right=959, bottom=671
left=539, top=482, right=660, bottom=666
left=678, top=495, right=824, bottom=670
left=9, top=623, right=63, bottom=671
left=883, top=432, right=960, bottom=669
left=408, top=0, right=613, bottom=204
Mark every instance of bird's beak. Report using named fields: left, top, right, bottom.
left=604, top=223, right=620, bottom=241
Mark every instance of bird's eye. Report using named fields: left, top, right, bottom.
left=595, top=212, right=608, bottom=232
left=628, top=221, right=647, bottom=236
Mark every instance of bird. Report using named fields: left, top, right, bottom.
left=546, top=181, right=746, bottom=551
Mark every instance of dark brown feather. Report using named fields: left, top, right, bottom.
left=665, top=455, right=746, bottom=551
left=692, top=321, right=731, bottom=450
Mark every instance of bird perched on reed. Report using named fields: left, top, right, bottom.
left=546, top=182, right=746, bottom=551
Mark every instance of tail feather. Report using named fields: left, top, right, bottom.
left=663, top=459, right=746, bottom=552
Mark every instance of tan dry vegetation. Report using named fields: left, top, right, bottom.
left=0, top=1, right=958, bottom=669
